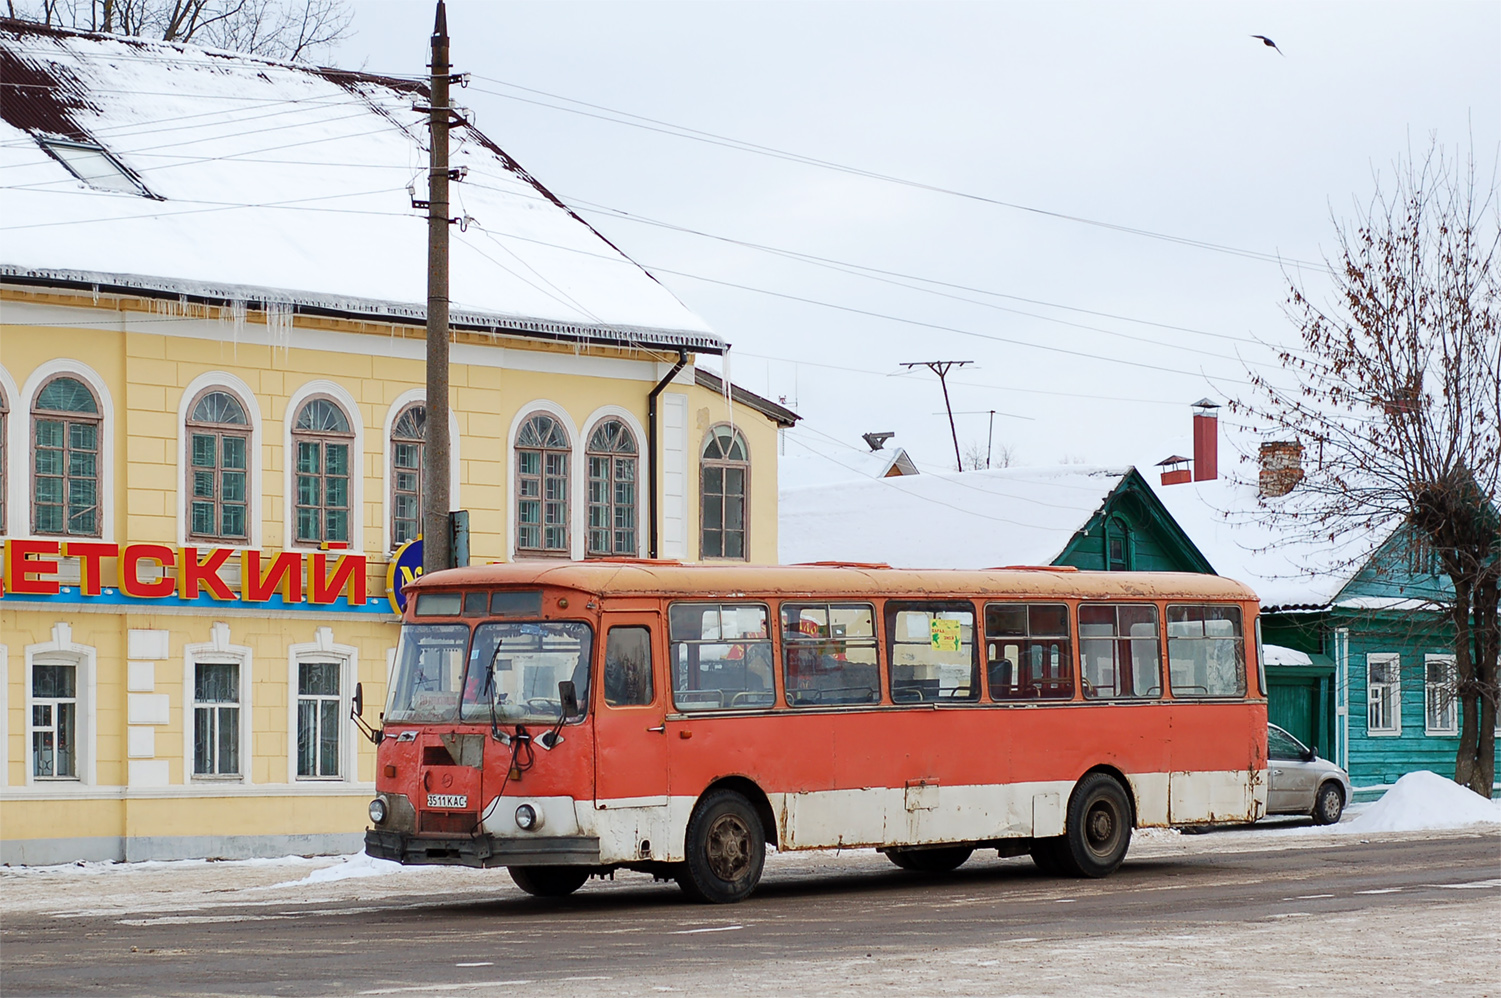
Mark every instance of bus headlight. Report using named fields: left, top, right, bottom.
left=368, top=797, right=387, bottom=824
left=515, top=803, right=543, bottom=830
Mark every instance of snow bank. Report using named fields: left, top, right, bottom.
left=271, top=851, right=403, bottom=888
left=1344, top=771, right=1501, bottom=833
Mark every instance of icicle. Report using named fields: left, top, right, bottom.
left=264, top=301, right=294, bottom=358
left=91, top=284, right=99, bottom=305
left=220, top=298, right=248, bottom=355
left=720, top=344, right=735, bottom=439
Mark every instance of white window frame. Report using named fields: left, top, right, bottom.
left=23, top=623, right=97, bottom=786
left=286, top=627, right=358, bottom=783
left=1366, top=652, right=1401, bottom=736
left=183, top=623, right=253, bottom=784
left=1423, top=654, right=1458, bottom=736
left=176, top=371, right=263, bottom=549
left=19, top=359, right=115, bottom=541
left=505, top=400, right=583, bottom=560
left=283, top=380, right=364, bottom=554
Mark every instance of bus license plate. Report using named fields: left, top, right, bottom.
left=426, top=794, right=468, bottom=809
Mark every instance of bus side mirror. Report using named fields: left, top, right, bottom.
left=353, top=682, right=365, bottom=718
left=558, top=680, right=580, bottom=719
left=350, top=682, right=382, bottom=745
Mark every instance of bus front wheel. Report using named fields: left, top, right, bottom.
left=1059, top=773, right=1132, bottom=878
left=508, top=865, right=590, bottom=898
left=677, top=790, right=766, bottom=904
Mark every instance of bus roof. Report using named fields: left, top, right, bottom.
left=409, top=561, right=1259, bottom=603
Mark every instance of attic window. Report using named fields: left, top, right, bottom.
left=38, top=138, right=152, bottom=197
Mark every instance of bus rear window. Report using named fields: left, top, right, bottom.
left=669, top=603, right=774, bottom=711
left=1167, top=605, right=1245, bottom=698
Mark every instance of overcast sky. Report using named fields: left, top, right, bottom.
left=335, top=1, right=1499, bottom=477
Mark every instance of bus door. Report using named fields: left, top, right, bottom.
left=593, top=613, right=670, bottom=825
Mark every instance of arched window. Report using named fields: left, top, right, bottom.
left=700, top=425, right=749, bottom=560
left=586, top=418, right=638, bottom=557
left=292, top=397, right=353, bottom=546
left=390, top=403, right=425, bottom=548
left=515, top=412, right=570, bottom=556
left=32, top=376, right=101, bottom=537
left=185, top=388, right=250, bottom=542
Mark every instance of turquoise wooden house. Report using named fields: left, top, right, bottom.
left=1155, top=476, right=1488, bottom=800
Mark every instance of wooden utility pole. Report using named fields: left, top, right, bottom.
left=422, top=0, right=452, bottom=574
left=902, top=360, right=971, bottom=472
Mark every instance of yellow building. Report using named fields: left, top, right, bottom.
left=0, top=23, right=795, bottom=864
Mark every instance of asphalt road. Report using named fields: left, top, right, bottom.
left=4, top=832, right=1499, bottom=997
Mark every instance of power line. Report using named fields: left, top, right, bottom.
left=467, top=76, right=1329, bottom=272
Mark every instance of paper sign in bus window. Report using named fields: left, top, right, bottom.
left=930, top=618, right=961, bottom=652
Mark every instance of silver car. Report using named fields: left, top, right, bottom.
left=1267, top=723, right=1352, bottom=825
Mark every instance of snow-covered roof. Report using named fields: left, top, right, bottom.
left=1261, top=644, right=1313, bottom=666
left=1147, top=473, right=1396, bottom=611
left=779, top=465, right=1129, bottom=568
left=0, top=21, right=718, bottom=350
left=779, top=438, right=918, bottom=491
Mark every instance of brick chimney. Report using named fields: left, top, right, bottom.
left=1157, top=455, right=1192, bottom=486
left=1192, top=399, right=1219, bottom=481
left=1259, top=441, right=1304, bottom=497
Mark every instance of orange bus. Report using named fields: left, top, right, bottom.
left=361, top=562, right=1267, bottom=904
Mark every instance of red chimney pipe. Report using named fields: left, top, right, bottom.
left=1192, top=399, right=1218, bottom=482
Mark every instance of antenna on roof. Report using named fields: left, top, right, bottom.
left=862, top=432, right=895, bottom=452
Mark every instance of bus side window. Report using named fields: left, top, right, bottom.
left=781, top=602, right=880, bottom=708
left=884, top=601, right=979, bottom=704
left=984, top=603, right=1074, bottom=701
left=604, top=626, right=654, bottom=707
left=1079, top=604, right=1161, bottom=699
left=667, top=602, right=775, bottom=712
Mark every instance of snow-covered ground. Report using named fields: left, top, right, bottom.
left=3, top=771, right=1496, bottom=918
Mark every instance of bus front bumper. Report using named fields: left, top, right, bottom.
left=365, top=829, right=602, bottom=869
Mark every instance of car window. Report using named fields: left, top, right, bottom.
left=1267, top=726, right=1306, bottom=761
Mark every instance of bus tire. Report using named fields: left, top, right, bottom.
left=885, top=845, right=974, bottom=873
left=676, top=790, right=766, bottom=904
left=1059, top=773, right=1132, bottom=878
left=508, top=865, right=590, bottom=898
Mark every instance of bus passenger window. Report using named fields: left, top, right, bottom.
left=668, top=603, right=775, bottom=711
left=604, top=626, right=654, bottom=707
left=1167, top=605, right=1245, bottom=698
left=984, top=603, right=1074, bottom=700
left=1079, top=604, right=1161, bottom=699
left=781, top=603, right=880, bottom=707
left=884, top=602, right=979, bottom=704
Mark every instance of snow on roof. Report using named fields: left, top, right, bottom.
left=1261, top=643, right=1313, bottom=666
left=778, top=432, right=916, bottom=491
left=779, top=464, right=1129, bottom=568
left=0, top=21, right=718, bottom=349
left=1147, top=473, right=1396, bottom=611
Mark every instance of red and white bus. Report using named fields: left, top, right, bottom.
left=362, top=562, right=1266, bottom=903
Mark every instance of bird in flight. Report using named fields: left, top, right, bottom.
left=1251, top=34, right=1285, bottom=55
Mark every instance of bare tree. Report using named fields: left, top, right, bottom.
left=6, top=0, right=352, bottom=62
left=1236, top=142, right=1501, bottom=797
left=960, top=440, right=1017, bottom=471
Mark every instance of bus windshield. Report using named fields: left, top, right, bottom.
left=461, top=621, right=593, bottom=724
left=385, top=623, right=470, bottom=723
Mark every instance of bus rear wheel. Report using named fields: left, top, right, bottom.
left=677, top=790, right=766, bottom=904
left=885, top=845, right=974, bottom=873
left=1059, top=773, right=1132, bottom=878
left=508, top=865, right=590, bottom=898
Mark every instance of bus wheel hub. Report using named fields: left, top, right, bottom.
left=706, top=813, right=752, bottom=880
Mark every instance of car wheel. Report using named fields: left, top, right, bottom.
left=508, top=865, right=590, bottom=898
left=1058, top=773, right=1133, bottom=878
left=1311, top=782, right=1345, bottom=825
left=676, top=790, right=765, bottom=904
left=885, top=845, right=974, bottom=873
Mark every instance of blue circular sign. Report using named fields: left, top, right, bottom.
left=386, top=537, right=424, bottom=614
